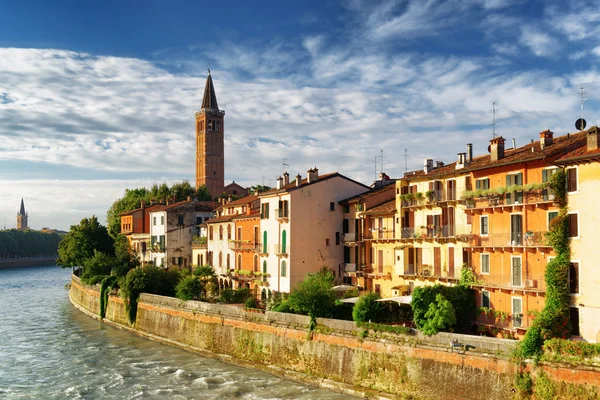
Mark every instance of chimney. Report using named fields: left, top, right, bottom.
left=307, top=167, right=319, bottom=183
left=588, top=126, right=600, bottom=151
left=276, top=176, right=283, bottom=189
left=141, top=200, right=146, bottom=209
left=512, top=138, right=516, bottom=149
left=423, top=158, right=433, bottom=173
left=467, top=143, right=473, bottom=162
left=296, top=173, right=301, bottom=187
left=435, top=161, right=444, bottom=168
left=283, top=171, right=290, bottom=185
left=540, top=130, right=554, bottom=149
left=457, top=153, right=463, bottom=164
left=490, top=137, right=505, bottom=162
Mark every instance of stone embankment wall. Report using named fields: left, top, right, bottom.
left=0, top=256, right=57, bottom=269
left=69, top=276, right=600, bottom=400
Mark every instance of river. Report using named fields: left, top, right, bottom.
left=0, top=266, right=348, bottom=399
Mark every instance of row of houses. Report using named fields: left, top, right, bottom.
left=119, top=126, right=600, bottom=343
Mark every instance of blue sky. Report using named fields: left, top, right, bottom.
left=1, top=0, right=600, bottom=230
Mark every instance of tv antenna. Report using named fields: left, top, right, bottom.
left=576, top=86, right=587, bottom=131
left=404, top=148, right=408, bottom=173
left=490, top=102, right=497, bottom=138
left=379, top=149, right=385, bottom=175
left=374, top=156, right=377, bottom=181
left=282, top=158, right=289, bottom=175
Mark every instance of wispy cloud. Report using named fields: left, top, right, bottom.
left=519, top=26, right=560, bottom=57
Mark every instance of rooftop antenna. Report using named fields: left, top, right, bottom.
left=261, top=176, right=267, bottom=186
left=404, top=149, right=408, bottom=173
left=491, top=102, right=497, bottom=138
left=379, top=149, right=385, bottom=175
left=576, top=86, right=587, bottom=131
left=374, top=156, right=377, bottom=182
left=282, top=158, right=289, bottom=175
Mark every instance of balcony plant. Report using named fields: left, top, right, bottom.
left=425, top=190, right=435, bottom=201
left=415, top=192, right=424, bottom=202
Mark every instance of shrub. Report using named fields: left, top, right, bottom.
left=272, top=300, right=295, bottom=313
left=412, top=284, right=474, bottom=333
left=219, top=287, right=252, bottom=304
left=352, top=292, right=382, bottom=323
left=175, top=275, right=203, bottom=301
left=99, top=275, right=118, bottom=319
left=194, top=265, right=216, bottom=277
left=81, top=251, right=114, bottom=285
left=287, top=268, right=336, bottom=319
left=421, top=294, right=456, bottom=335
left=245, top=297, right=259, bottom=309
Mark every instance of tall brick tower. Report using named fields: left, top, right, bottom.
left=195, top=71, right=225, bottom=199
left=17, top=198, right=28, bottom=230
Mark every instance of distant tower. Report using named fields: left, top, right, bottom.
left=17, top=198, right=28, bottom=230
left=195, top=71, right=225, bottom=199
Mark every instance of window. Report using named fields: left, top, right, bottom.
left=330, top=202, right=335, bottom=211
left=237, top=254, right=242, bottom=270
left=343, top=219, right=349, bottom=233
left=343, top=205, right=349, bottom=213
left=281, top=260, right=287, bottom=277
left=567, top=168, right=578, bottom=192
left=161, top=216, right=164, bottom=225
left=209, top=226, right=213, bottom=240
left=547, top=211, right=559, bottom=229
left=570, top=307, right=580, bottom=336
left=219, top=226, right=223, bottom=240
left=480, top=216, right=489, bottom=235
left=153, top=216, right=156, bottom=226
left=375, top=284, right=381, bottom=294
left=219, top=252, right=223, bottom=267
left=482, top=290, right=490, bottom=308
left=227, top=254, right=230, bottom=269
left=481, top=254, right=490, bottom=274
left=325, top=238, right=330, bottom=246
left=177, top=215, right=184, bottom=226
left=542, top=168, right=558, bottom=200
left=278, top=200, right=289, bottom=218
left=261, top=203, right=270, bottom=219
left=512, top=297, right=523, bottom=328
left=263, top=231, right=268, bottom=254
left=505, top=173, right=523, bottom=204
left=281, top=230, right=287, bottom=254
left=227, top=225, right=231, bottom=240
left=511, top=257, right=522, bottom=287
left=253, top=255, right=259, bottom=272
left=335, top=232, right=340, bottom=245
left=262, top=260, right=267, bottom=274
left=172, top=257, right=177, bottom=265
left=475, top=178, right=490, bottom=190
left=196, top=216, right=202, bottom=225
left=237, top=227, right=242, bottom=240
left=568, top=213, right=579, bottom=238
left=569, top=262, right=579, bottom=294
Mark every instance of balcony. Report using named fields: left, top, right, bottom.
left=399, top=225, right=471, bottom=241
left=469, top=232, right=551, bottom=250
left=228, top=240, right=261, bottom=252
left=231, top=269, right=255, bottom=281
left=465, top=188, right=556, bottom=213
left=342, top=232, right=361, bottom=244
left=472, top=273, right=546, bottom=293
left=275, top=208, right=289, bottom=221
left=367, top=264, right=393, bottom=278
left=273, top=244, right=288, bottom=257
left=363, top=229, right=396, bottom=241
left=150, top=244, right=165, bottom=253
left=192, top=236, right=208, bottom=249
left=399, top=264, right=460, bottom=280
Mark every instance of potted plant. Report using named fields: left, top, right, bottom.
left=425, top=190, right=435, bottom=201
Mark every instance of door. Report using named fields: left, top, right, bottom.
left=434, top=247, right=441, bottom=276
left=512, top=257, right=522, bottom=287
left=254, top=226, right=259, bottom=245
left=378, top=250, right=384, bottom=273
left=448, top=247, right=455, bottom=278
left=448, top=207, right=455, bottom=236
left=512, top=298, right=523, bottom=328
left=511, top=214, right=523, bottom=245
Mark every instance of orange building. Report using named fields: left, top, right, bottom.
left=464, top=131, right=582, bottom=337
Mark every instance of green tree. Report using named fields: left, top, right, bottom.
left=170, top=181, right=197, bottom=201
left=250, top=185, right=271, bottom=194
left=421, top=294, right=457, bottom=335
left=57, top=216, right=114, bottom=268
left=195, top=184, right=213, bottom=201
left=175, top=275, right=203, bottom=300
left=352, top=292, right=383, bottom=323
left=112, top=235, right=140, bottom=278
left=80, top=251, right=114, bottom=285
left=287, top=268, right=336, bottom=319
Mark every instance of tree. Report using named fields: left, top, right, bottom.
left=80, top=251, right=114, bottom=285
left=352, top=292, right=383, bottom=323
left=57, top=216, right=114, bottom=269
left=421, top=294, right=456, bottom=336
left=175, top=275, right=203, bottom=300
left=287, top=268, right=336, bottom=319
left=196, top=184, right=213, bottom=201
left=250, top=185, right=271, bottom=195
left=112, top=234, right=140, bottom=278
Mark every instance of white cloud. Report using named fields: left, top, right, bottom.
left=519, top=26, right=560, bottom=57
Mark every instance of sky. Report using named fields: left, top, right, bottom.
left=1, top=0, right=600, bottom=231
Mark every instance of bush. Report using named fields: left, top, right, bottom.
left=287, top=268, right=336, bottom=319
left=411, top=284, right=474, bottom=333
left=175, top=275, right=203, bottom=301
left=99, top=275, right=118, bottom=319
left=219, top=287, right=251, bottom=304
left=194, top=265, right=216, bottom=277
left=81, top=251, right=114, bottom=285
left=421, top=294, right=456, bottom=335
left=245, top=297, right=259, bottom=309
left=272, top=300, right=295, bottom=313
left=352, top=292, right=382, bottom=323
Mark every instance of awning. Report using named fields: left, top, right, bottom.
left=375, top=295, right=412, bottom=305
left=338, top=297, right=360, bottom=304
left=331, top=284, right=359, bottom=292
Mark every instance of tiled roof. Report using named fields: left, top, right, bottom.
left=232, top=209, right=260, bottom=220
left=205, top=214, right=235, bottom=224
left=220, top=195, right=258, bottom=208
left=362, top=199, right=396, bottom=215
left=148, top=200, right=219, bottom=213
left=119, top=204, right=164, bottom=217
left=339, top=181, right=395, bottom=204
left=555, top=127, right=600, bottom=163
left=259, top=172, right=369, bottom=196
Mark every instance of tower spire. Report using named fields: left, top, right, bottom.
left=201, top=71, right=219, bottom=111
left=19, top=198, right=25, bottom=216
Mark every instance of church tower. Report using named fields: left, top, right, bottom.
left=195, top=71, right=225, bottom=199
left=17, top=198, right=28, bottom=230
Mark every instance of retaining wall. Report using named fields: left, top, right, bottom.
left=69, top=276, right=600, bottom=400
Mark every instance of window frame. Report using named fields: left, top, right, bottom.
left=547, top=210, right=559, bottom=230
left=567, top=212, right=579, bottom=239
left=480, top=215, right=489, bottom=236
left=566, top=167, right=578, bottom=193
left=482, top=290, right=490, bottom=308
left=569, top=260, right=580, bottom=295
left=480, top=253, right=490, bottom=275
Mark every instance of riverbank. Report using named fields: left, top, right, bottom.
left=69, top=275, right=600, bottom=399
left=0, top=256, right=57, bottom=269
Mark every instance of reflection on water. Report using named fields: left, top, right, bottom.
left=0, top=266, right=347, bottom=399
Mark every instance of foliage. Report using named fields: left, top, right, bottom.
left=411, top=284, right=475, bottom=333
left=80, top=251, right=114, bottom=285
left=250, top=185, right=271, bottom=194
left=0, top=229, right=63, bottom=258
left=515, top=370, right=533, bottom=395
left=112, top=234, right=140, bottom=278
left=175, top=275, right=203, bottom=300
left=356, top=321, right=412, bottom=336
left=421, top=294, right=456, bottom=335
left=458, top=264, right=478, bottom=287
left=272, top=300, right=295, bottom=313
left=352, top=292, right=383, bottom=323
left=194, top=265, right=215, bottom=277
left=57, top=216, right=114, bottom=268
left=287, top=268, right=336, bottom=319
left=219, top=287, right=251, bottom=304
left=521, top=169, right=570, bottom=358
left=542, top=338, right=600, bottom=364
left=121, top=265, right=181, bottom=323
left=245, top=297, right=259, bottom=309
left=99, top=275, right=119, bottom=319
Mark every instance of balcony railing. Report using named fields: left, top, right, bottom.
left=400, top=225, right=471, bottom=240
left=342, top=232, right=360, bottom=243
left=467, top=188, right=555, bottom=210
left=344, top=263, right=357, bottom=273
left=363, top=229, right=396, bottom=240
left=228, top=240, right=261, bottom=251
left=400, top=264, right=460, bottom=279
left=275, top=208, right=289, bottom=220
left=470, top=232, right=550, bottom=248
left=368, top=264, right=393, bottom=276
left=472, top=273, right=547, bottom=292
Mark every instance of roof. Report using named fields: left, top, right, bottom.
left=339, top=180, right=395, bottom=204
left=204, top=214, right=235, bottom=224
left=201, top=72, right=219, bottom=110
left=259, top=172, right=369, bottom=196
left=402, top=130, right=588, bottom=181
left=232, top=209, right=260, bottom=220
left=19, top=198, right=25, bottom=215
left=118, top=204, right=164, bottom=217
left=148, top=200, right=219, bottom=213
left=362, top=199, right=396, bottom=215
left=555, top=127, right=600, bottom=164
left=221, top=195, right=258, bottom=208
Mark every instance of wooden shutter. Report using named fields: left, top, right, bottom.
left=569, top=214, right=578, bottom=237
left=568, top=168, right=577, bottom=192
left=434, top=247, right=441, bottom=276
left=569, top=262, right=579, bottom=293
left=476, top=179, right=481, bottom=190
left=465, top=176, right=472, bottom=191
left=542, top=169, right=548, bottom=182
left=448, top=247, right=455, bottom=278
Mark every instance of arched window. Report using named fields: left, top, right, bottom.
left=219, top=226, right=223, bottom=240
left=219, top=251, right=223, bottom=267
left=209, top=226, right=213, bottom=240
left=226, top=254, right=230, bottom=269
left=263, top=231, right=268, bottom=254
left=253, top=255, right=259, bottom=272
left=281, top=260, right=287, bottom=277
left=227, top=225, right=231, bottom=240
left=238, top=254, right=242, bottom=270
left=281, top=230, right=287, bottom=254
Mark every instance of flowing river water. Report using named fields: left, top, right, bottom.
left=0, top=266, right=348, bottom=399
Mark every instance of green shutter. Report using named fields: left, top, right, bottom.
left=517, top=173, right=523, bottom=186
left=542, top=169, right=548, bottom=183
left=263, top=231, right=267, bottom=253
left=281, top=230, right=287, bottom=254
left=506, top=175, right=511, bottom=187
left=476, top=180, right=481, bottom=190
left=263, top=261, right=267, bottom=274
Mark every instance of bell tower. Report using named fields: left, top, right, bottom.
left=17, top=198, right=28, bottom=230
left=195, top=70, right=225, bottom=199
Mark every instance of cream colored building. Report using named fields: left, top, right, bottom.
left=258, top=168, right=369, bottom=294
